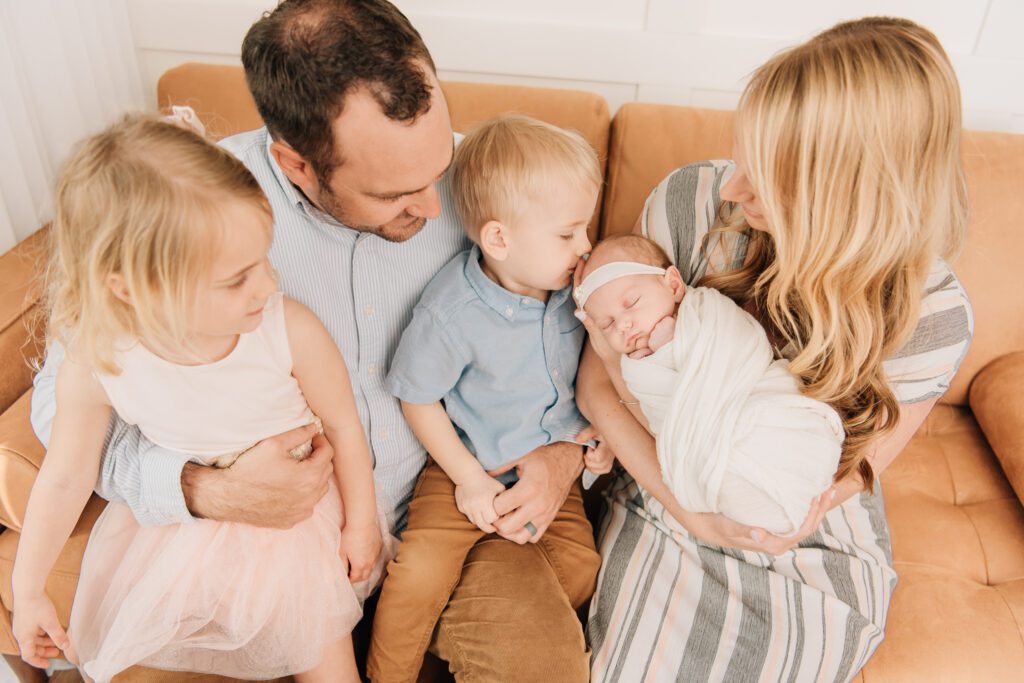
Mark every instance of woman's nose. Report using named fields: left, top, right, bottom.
left=721, top=170, right=755, bottom=203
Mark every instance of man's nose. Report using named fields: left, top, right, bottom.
left=406, top=184, right=442, bottom=219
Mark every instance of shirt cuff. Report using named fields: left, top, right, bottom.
left=136, top=447, right=198, bottom=526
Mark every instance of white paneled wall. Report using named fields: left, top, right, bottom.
left=128, top=0, right=1024, bottom=134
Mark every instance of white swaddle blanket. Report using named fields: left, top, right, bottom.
left=621, top=286, right=843, bottom=535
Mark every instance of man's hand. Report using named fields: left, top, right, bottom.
left=183, top=424, right=334, bottom=528
left=490, top=441, right=583, bottom=544
left=454, top=470, right=506, bottom=533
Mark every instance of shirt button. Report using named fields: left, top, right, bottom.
left=363, top=305, right=375, bottom=316
left=505, top=306, right=513, bottom=317
left=379, top=428, right=389, bottom=441
left=552, top=368, right=560, bottom=378
left=367, top=364, right=378, bottom=376
left=521, top=298, right=530, bottom=305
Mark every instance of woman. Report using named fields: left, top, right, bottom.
left=578, top=17, right=972, bottom=682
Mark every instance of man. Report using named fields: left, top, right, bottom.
left=31, top=0, right=599, bottom=680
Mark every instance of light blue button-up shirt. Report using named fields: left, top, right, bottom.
left=31, top=127, right=470, bottom=530
left=385, top=246, right=587, bottom=483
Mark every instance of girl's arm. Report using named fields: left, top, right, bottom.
left=284, top=299, right=379, bottom=578
left=12, top=358, right=111, bottom=667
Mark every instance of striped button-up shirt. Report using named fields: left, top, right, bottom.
left=31, top=127, right=469, bottom=530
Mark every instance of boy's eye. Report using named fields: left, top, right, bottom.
left=560, top=233, right=574, bottom=241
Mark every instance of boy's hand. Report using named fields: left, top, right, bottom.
left=339, top=522, right=383, bottom=583
left=13, top=593, right=75, bottom=668
left=454, top=470, right=505, bottom=533
left=576, top=426, right=614, bottom=475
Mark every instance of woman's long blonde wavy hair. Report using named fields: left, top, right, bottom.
left=45, top=115, right=270, bottom=374
left=702, top=17, right=968, bottom=488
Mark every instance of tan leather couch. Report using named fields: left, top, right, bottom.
left=0, top=63, right=1021, bottom=682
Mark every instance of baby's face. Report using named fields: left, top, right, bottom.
left=584, top=269, right=683, bottom=355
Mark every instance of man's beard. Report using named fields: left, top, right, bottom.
left=317, top=184, right=427, bottom=243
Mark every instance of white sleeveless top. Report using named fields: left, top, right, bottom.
left=96, top=292, right=314, bottom=464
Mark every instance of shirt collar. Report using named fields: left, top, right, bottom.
left=463, top=245, right=570, bottom=320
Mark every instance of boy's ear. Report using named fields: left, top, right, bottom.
left=478, top=220, right=510, bottom=261
left=665, top=266, right=686, bottom=302
left=106, top=274, right=132, bottom=305
left=269, top=140, right=319, bottom=199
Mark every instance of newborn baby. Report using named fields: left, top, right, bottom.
left=577, top=235, right=843, bottom=535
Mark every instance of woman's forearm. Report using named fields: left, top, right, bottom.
left=577, top=347, right=708, bottom=534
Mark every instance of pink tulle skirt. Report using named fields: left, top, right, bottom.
left=69, top=482, right=380, bottom=682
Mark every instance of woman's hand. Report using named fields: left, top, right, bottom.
left=339, top=521, right=383, bottom=583
left=689, top=488, right=835, bottom=555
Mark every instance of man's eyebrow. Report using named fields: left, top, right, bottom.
left=367, top=138, right=456, bottom=200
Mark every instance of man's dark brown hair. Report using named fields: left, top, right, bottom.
left=241, top=0, right=436, bottom=183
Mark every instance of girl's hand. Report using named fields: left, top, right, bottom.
left=339, top=522, right=383, bottom=583
left=689, top=488, right=835, bottom=555
left=576, top=426, right=615, bottom=475
left=13, top=593, right=75, bottom=668
left=454, top=470, right=506, bottom=533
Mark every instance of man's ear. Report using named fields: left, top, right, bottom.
left=478, top=220, right=510, bottom=261
left=665, top=266, right=686, bottom=302
left=269, top=140, right=319, bottom=199
left=107, top=273, right=131, bottom=305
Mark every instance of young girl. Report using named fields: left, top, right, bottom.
left=11, top=115, right=385, bottom=682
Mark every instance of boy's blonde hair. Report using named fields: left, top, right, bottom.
left=451, top=114, right=601, bottom=241
left=45, top=114, right=271, bottom=374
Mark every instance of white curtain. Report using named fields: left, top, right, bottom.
left=0, top=0, right=145, bottom=254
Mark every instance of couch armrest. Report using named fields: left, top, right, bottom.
left=970, top=351, right=1024, bottom=505
left=0, top=390, right=44, bottom=531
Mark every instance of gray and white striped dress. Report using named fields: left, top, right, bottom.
left=587, top=161, right=973, bottom=683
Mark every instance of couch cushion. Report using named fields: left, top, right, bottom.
left=603, top=103, right=1024, bottom=406
left=0, top=228, right=48, bottom=415
left=866, top=404, right=1024, bottom=679
left=970, top=351, right=1024, bottom=506
left=0, top=390, right=44, bottom=530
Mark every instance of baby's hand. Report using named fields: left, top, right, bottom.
left=648, top=316, right=676, bottom=352
left=454, top=470, right=506, bottom=533
left=339, top=522, right=383, bottom=583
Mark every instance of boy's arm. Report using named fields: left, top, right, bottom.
left=401, top=401, right=504, bottom=532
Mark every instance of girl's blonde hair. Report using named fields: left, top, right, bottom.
left=703, top=17, right=968, bottom=488
left=452, top=114, right=601, bottom=240
left=45, top=114, right=270, bottom=374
